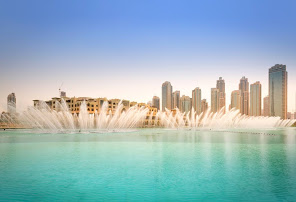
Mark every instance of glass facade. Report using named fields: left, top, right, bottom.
left=211, top=88, right=219, bottom=113
left=269, top=64, right=287, bottom=119
left=231, top=90, right=241, bottom=110
left=239, top=77, right=249, bottom=115
left=180, top=95, right=191, bottom=113
left=250, top=82, right=261, bottom=116
left=152, top=96, right=160, bottom=110
left=172, top=91, right=180, bottom=109
left=162, top=81, right=172, bottom=111
left=216, top=77, right=226, bottom=112
left=192, top=88, right=202, bottom=114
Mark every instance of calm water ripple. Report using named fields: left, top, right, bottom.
left=0, top=128, right=296, bottom=201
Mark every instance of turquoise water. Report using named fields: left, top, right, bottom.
left=0, top=128, right=296, bottom=201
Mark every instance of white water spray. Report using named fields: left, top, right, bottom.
left=1, top=99, right=295, bottom=132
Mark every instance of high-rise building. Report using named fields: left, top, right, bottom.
left=162, top=81, right=173, bottom=111
left=7, top=93, right=16, bottom=114
left=250, top=81, right=262, bottom=116
left=216, top=77, right=226, bottom=112
left=201, top=99, right=208, bottom=114
left=269, top=64, right=288, bottom=119
left=180, top=95, right=191, bottom=113
left=60, top=91, right=66, bottom=97
left=192, top=87, right=202, bottom=114
left=263, top=96, right=270, bottom=117
left=211, top=88, right=219, bottom=113
left=152, top=96, right=160, bottom=110
left=172, top=91, right=180, bottom=109
left=231, top=90, right=241, bottom=110
left=239, top=76, right=249, bottom=115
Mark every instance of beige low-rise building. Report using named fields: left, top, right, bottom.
left=34, top=97, right=109, bottom=114
left=33, top=96, right=159, bottom=126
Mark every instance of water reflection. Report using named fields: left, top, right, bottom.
left=0, top=128, right=296, bottom=145
left=1, top=128, right=296, bottom=201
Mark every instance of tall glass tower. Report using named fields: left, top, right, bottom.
left=152, top=96, right=160, bottom=110
left=180, top=95, right=191, bottom=113
left=269, top=64, right=287, bottom=119
left=216, top=77, right=226, bottom=113
left=211, top=88, right=219, bottom=113
left=263, top=96, right=270, bottom=117
left=239, top=76, right=249, bottom=115
left=162, top=81, right=173, bottom=111
left=172, top=91, right=180, bottom=109
left=231, top=90, right=241, bottom=110
left=192, top=87, right=202, bottom=114
left=250, top=81, right=262, bottom=116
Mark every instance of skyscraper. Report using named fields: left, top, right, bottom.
left=201, top=99, right=208, bottom=114
left=239, top=76, right=249, bottom=115
left=263, top=96, right=270, bottom=117
left=60, top=91, right=66, bottom=97
left=216, top=77, right=226, bottom=113
left=180, top=95, right=191, bottom=113
left=7, top=93, right=16, bottom=114
left=269, top=64, right=288, bottom=119
left=211, top=88, right=219, bottom=113
left=172, top=91, right=180, bottom=109
left=250, top=81, right=262, bottom=116
left=152, top=96, right=160, bottom=110
left=231, top=90, right=241, bottom=110
left=192, top=87, right=202, bottom=114
left=162, top=81, right=173, bottom=111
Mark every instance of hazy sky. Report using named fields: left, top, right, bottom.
left=0, top=0, right=296, bottom=112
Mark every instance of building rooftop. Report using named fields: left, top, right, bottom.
left=269, top=64, right=286, bottom=72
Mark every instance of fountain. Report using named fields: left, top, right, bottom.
left=1, top=99, right=295, bottom=132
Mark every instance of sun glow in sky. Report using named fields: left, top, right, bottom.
left=0, top=0, right=296, bottom=112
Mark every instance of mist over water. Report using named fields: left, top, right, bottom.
left=1, top=99, right=294, bottom=132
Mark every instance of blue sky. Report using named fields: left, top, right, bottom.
left=0, top=0, right=296, bottom=111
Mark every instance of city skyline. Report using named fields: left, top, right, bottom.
left=1, top=67, right=296, bottom=114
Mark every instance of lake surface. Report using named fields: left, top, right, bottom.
left=1, top=128, right=296, bottom=201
